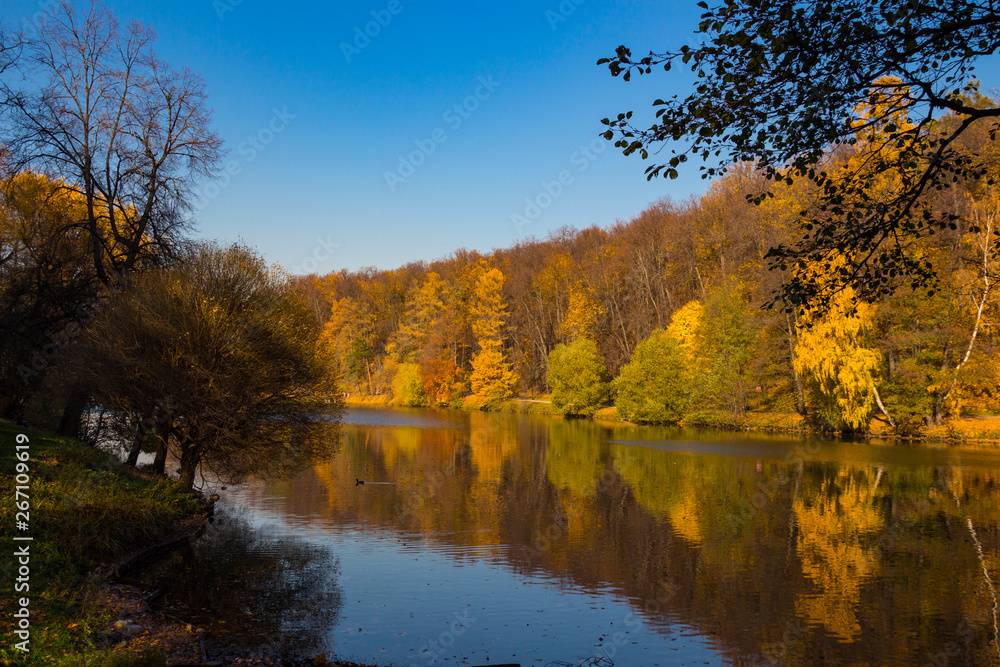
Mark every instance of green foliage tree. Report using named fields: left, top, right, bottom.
left=309, top=162, right=998, bottom=428
left=697, top=283, right=755, bottom=416
left=598, top=0, right=1000, bottom=305
left=547, top=338, right=610, bottom=417
left=614, top=329, right=691, bottom=423
left=81, top=243, right=338, bottom=490
left=393, top=361, right=426, bottom=407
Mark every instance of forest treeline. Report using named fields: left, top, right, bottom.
left=296, top=86, right=1000, bottom=434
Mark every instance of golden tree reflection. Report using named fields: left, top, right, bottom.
left=793, top=471, right=883, bottom=642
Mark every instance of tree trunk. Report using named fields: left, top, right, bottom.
left=126, top=413, right=149, bottom=467
left=57, top=383, right=88, bottom=438
left=942, top=208, right=994, bottom=411
left=871, top=383, right=896, bottom=431
left=179, top=444, right=199, bottom=491
left=152, top=420, right=171, bottom=475
left=785, top=313, right=807, bottom=415
left=932, top=399, right=945, bottom=427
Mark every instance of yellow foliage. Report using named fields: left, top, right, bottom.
left=397, top=272, right=446, bottom=358
left=470, top=267, right=509, bottom=342
left=794, top=259, right=883, bottom=429
left=560, top=285, right=603, bottom=341
left=793, top=473, right=883, bottom=642
left=666, top=300, right=703, bottom=364
left=469, top=342, right=519, bottom=399
left=468, top=265, right=519, bottom=399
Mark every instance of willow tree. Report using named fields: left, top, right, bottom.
left=82, top=244, right=339, bottom=490
left=794, top=266, right=886, bottom=432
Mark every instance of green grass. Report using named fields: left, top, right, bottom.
left=0, top=421, right=204, bottom=666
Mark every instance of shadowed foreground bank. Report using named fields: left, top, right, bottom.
left=0, top=421, right=377, bottom=666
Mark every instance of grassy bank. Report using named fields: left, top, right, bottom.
left=0, top=421, right=206, bottom=666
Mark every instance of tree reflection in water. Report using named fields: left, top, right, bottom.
left=142, top=505, right=342, bottom=659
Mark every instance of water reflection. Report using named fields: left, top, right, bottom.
left=136, top=507, right=343, bottom=660
left=185, top=409, right=1000, bottom=665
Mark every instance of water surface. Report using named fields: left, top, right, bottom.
left=146, top=408, right=1000, bottom=666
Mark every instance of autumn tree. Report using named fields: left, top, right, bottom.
left=0, top=171, right=98, bottom=419
left=794, top=268, right=886, bottom=432
left=599, top=0, right=1000, bottom=304
left=393, top=362, right=426, bottom=407
left=468, top=265, right=519, bottom=400
left=2, top=1, right=222, bottom=285
left=80, top=243, right=338, bottom=489
left=547, top=338, right=610, bottom=417
left=418, top=304, right=468, bottom=406
left=397, top=271, right=445, bottom=359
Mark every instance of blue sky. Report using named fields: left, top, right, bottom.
left=5, top=1, right=999, bottom=275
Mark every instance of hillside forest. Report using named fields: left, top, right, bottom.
left=295, top=86, right=1000, bottom=434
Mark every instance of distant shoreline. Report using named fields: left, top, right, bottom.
left=340, top=396, right=1000, bottom=447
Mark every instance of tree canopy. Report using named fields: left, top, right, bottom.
left=1, top=0, right=223, bottom=286
left=80, top=243, right=338, bottom=489
left=598, top=0, right=1000, bottom=306
left=547, top=338, right=610, bottom=417
left=613, top=329, right=692, bottom=423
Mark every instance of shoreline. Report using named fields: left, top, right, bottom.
left=341, top=395, right=1000, bottom=447
left=0, top=421, right=380, bottom=667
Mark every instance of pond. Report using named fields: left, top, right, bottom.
left=138, top=407, right=1000, bottom=666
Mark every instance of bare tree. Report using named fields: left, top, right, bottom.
left=2, top=0, right=222, bottom=286
left=0, top=25, right=19, bottom=78
left=1, top=1, right=222, bottom=434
